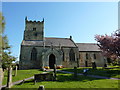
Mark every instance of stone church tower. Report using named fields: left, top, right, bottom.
left=19, top=17, right=79, bottom=69
left=24, top=17, right=44, bottom=41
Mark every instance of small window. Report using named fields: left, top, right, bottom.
left=93, top=54, right=96, bottom=59
left=86, top=53, right=88, bottom=59
left=33, top=28, right=36, bottom=31
left=63, top=52, right=64, bottom=61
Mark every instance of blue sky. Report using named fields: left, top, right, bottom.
left=2, top=2, right=118, bottom=61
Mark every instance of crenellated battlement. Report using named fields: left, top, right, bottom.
left=25, top=16, right=44, bottom=24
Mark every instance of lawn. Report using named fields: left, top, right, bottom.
left=60, top=67, right=120, bottom=78
left=12, top=72, right=119, bottom=89
left=2, top=69, right=42, bottom=85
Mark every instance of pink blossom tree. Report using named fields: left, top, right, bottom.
left=95, top=30, right=120, bottom=65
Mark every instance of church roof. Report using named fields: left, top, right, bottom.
left=76, top=43, right=101, bottom=52
left=22, top=37, right=77, bottom=47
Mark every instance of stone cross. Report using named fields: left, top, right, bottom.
left=7, top=66, right=12, bottom=88
left=53, top=64, right=57, bottom=81
left=74, top=66, right=77, bottom=78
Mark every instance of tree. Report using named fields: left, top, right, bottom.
left=0, top=12, right=16, bottom=68
left=95, top=30, right=120, bottom=65
left=0, top=12, right=17, bottom=89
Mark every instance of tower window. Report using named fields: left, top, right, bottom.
left=33, top=28, right=36, bottom=31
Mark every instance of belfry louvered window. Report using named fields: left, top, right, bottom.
left=31, top=48, right=37, bottom=61
left=69, top=49, right=75, bottom=61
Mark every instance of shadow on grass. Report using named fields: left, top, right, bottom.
left=61, top=67, right=120, bottom=78
left=15, top=72, right=102, bottom=86
left=16, top=79, right=35, bottom=85
left=56, top=72, right=101, bottom=82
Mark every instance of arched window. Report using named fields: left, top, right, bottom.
left=31, top=48, right=37, bottom=61
left=69, top=49, right=75, bottom=61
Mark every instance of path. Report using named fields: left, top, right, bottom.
left=57, top=70, right=120, bottom=80
left=1, top=76, right=34, bottom=88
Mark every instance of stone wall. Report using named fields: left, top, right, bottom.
left=79, top=51, right=105, bottom=67
left=19, top=45, right=79, bottom=69
left=19, top=45, right=44, bottom=69
left=62, top=47, right=79, bottom=68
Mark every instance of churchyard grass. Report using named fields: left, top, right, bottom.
left=12, top=72, right=119, bottom=88
left=2, top=69, right=42, bottom=85
left=60, top=66, right=120, bottom=78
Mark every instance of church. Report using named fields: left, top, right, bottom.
left=19, top=17, right=106, bottom=69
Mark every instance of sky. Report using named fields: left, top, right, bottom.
left=2, top=2, right=118, bottom=61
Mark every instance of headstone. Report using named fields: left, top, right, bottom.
left=0, top=68, right=3, bottom=90
left=7, top=66, right=12, bottom=88
left=92, top=62, right=96, bottom=69
left=83, top=69, right=89, bottom=76
left=0, top=55, right=3, bottom=90
left=14, top=65, right=17, bottom=76
left=53, top=64, right=57, bottom=81
left=74, top=66, right=77, bottom=78
left=22, top=79, right=25, bottom=84
left=104, top=63, right=107, bottom=67
left=38, top=85, right=45, bottom=90
left=34, top=80, right=36, bottom=85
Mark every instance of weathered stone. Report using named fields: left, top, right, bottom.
left=19, top=17, right=106, bottom=70
left=38, top=85, right=45, bottom=90
left=34, top=72, right=53, bottom=82
left=92, top=62, right=97, bottom=69
left=0, top=68, right=3, bottom=90
left=14, top=65, right=17, bottom=76
left=53, top=64, right=57, bottom=81
left=74, top=66, right=77, bottom=78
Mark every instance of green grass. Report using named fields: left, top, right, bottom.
left=12, top=72, right=119, bottom=88
left=60, top=67, right=120, bottom=78
left=2, top=69, right=42, bottom=85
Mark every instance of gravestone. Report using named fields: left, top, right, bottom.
left=92, top=62, right=96, bottom=69
left=14, top=65, right=17, bottom=76
left=7, top=66, right=12, bottom=88
left=38, top=85, right=45, bottom=90
left=0, top=56, right=3, bottom=90
left=74, top=66, right=77, bottom=78
left=0, top=68, right=3, bottom=90
left=104, top=63, right=107, bottom=67
left=53, top=64, right=57, bottom=81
